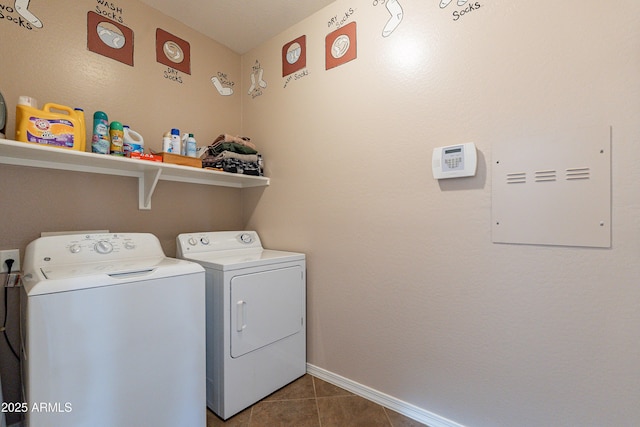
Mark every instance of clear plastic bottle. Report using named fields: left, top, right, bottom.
left=180, top=133, right=187, bottom=155
left=186, top=133, right=197, bottom=157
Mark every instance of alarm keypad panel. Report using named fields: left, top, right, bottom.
left=432, top=142, right=477, bottom=179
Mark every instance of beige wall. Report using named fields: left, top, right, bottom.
left=241, top=0, right=640, bottom=426
left=0, top=0, right=244, bottom=422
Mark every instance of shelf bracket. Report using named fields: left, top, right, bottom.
left=139, top=168, right=162, bottom=210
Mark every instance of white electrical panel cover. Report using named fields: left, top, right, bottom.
left=432, top=142, right=477, bottom=179
left=491, top=126, right=611, bottom=248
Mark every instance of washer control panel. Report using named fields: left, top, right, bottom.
left=64, top=234, right=138, bottom=256
left=27, top=233, right=165, bottom=266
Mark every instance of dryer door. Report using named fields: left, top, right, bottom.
left=230, top=266, right=304, bottom=358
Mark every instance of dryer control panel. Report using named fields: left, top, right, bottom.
left=176, top=231, right=263, bottom=257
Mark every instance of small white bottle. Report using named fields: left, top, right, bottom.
left=162, top=131, right=172, bottom=152
left=186, top=133, right=197, bottom=157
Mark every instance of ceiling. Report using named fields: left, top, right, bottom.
left=138, top=0, right=336, bottom=54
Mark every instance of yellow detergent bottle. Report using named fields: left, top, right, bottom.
left=15, top=100, right=84, bottom=150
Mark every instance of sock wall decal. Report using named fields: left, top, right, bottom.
left=382, top=0, right=404, bottom=37
left=155, top=29, right=191, bottom=74
left=15, top=0, right=42, bottom=28
left=326, top=21, right=357, bottom=70
left=87, top=11, right=134, bottom=66
left=282, top=36, right=307, bottom=77
left=248, top=60, right=267, bottom=98
left=211, top=77, right=234, bottom=96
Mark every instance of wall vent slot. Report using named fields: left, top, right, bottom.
left=506, top=172, right=526, bottom=184
left=534, top=170, right=557, bottom=182
left=566, top=167, right=590, bottom=180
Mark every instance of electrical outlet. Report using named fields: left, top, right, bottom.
left=5, top=273, right=20, bottom=287
left=0, top=249, right=20, bottom=273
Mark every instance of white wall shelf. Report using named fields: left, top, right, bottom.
left=0, top=138, right=269, bottom=210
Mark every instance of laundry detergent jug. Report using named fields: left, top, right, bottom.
left=15, top=101, right=84, bottom=150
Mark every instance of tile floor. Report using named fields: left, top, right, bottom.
left=206, top=374, right=427, bottom=427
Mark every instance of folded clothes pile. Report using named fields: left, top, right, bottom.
left=202, top=134, right=263, bottom=176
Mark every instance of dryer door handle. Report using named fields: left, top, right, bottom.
left=236, top=300, right=247, bottom=332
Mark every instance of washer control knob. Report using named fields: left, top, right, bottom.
left=124, top=241, right=136, bottom=250
left=239, top=233, right=253, bottom=244
left=188, top=237, right=198, bottom=246
left=200, top=237, right=210, bottom=245
left=95, top=240, right=113, bottom=254
left=69, top=244, right=82, bottom=254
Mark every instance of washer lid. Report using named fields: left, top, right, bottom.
left=183, top=249, right=304, bottom=271
left=22, top=257, right=203, bottom=296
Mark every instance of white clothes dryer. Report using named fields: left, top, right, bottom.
left=21, top=233, right=206, bottom=427
left=176, top=231, right=306, bottom=420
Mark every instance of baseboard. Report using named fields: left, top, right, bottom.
left=306, top=364, right=465, bottom=427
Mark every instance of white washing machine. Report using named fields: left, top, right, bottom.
left=21, top=233, right=206, bottom=427
left=176, top=231, right=306, bottom=420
